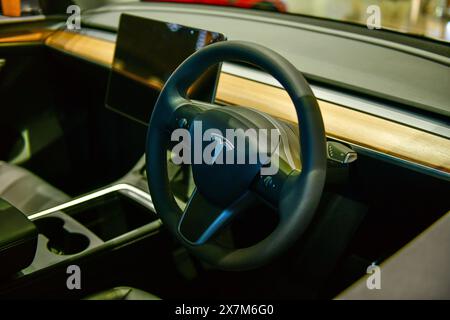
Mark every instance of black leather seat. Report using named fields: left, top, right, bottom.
left=85, top=287, right=160, bottom=300
left=0, top=161, right=70, bottom=215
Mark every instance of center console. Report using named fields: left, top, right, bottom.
left=0, top=178, right=175, bottom=299
left=23, top=183, right=161, bottom=275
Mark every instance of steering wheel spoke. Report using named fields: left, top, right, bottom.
left=178, top=188, right=253, bottom=245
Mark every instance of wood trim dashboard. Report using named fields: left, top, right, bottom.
left=3, top=30, right=450, bottom=176
left=0, top=30, right=53, bottom=44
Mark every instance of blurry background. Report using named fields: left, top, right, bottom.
left=284, top=0, right=450, bottom=42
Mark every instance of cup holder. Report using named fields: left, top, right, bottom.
left=34, top=217, right=90, bottom=255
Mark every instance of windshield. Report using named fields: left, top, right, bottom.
left=142, top=0, right=450, bottom=43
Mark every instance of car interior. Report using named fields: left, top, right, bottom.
left=0, top=0, right=449, bottom=300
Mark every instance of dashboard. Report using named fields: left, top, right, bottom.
left=38, top=29, right=450, bottom=180
left=1, top=5, right=449, bottom=181
left=81, top=2, right=450, bottom=119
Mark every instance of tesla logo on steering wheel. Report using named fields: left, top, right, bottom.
left=210, top=133, right=234, bottom=164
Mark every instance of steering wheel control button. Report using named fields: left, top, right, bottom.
left=168, top=104, right=203, bottom=131
left=252, top=167, right=289, bottom=207
left=178, top=118, right=188, bottom=129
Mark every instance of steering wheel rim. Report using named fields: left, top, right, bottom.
left=146, top=41, right=327, bottom=271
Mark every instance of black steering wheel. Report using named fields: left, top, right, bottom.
left=146, top=41, right=327, bottom=271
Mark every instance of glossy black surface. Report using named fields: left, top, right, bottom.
left=105, top=14, right=225, bottom=125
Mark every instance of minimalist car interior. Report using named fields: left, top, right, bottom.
left=0, top=0, right=449, bottom=301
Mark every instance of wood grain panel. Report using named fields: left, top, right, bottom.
left=12, top=31, right=450, bottom=175
left=0, top=30, right=52, bottom=43
left=45, top=31, right=115, bottom=66
left=217, top=73, right=450, bottom=173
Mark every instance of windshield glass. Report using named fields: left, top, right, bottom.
left=142, top=0, right=450, bottom=43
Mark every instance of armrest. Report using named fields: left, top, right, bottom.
left=0, top=198, right=37, bottom=278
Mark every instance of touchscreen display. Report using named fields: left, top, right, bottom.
left=106, top=14, right=226, bottom=125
